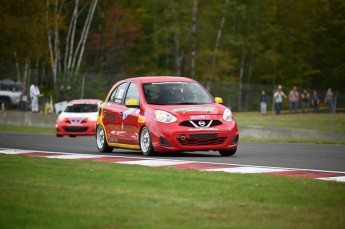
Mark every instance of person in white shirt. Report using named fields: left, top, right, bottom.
left=30, top=83, right=40, bottom=112
left=273, top=85, right=287, bottom=115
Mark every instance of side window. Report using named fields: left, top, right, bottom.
left=108, top=87, right=118, bottom=103
left=108, top=83, right=128, bottom=104
left=125, top=83, right=140, bottom=103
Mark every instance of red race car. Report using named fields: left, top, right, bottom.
left=56, top=99, right=102, bottom=137
left=96, top=76, right=239, bottom=156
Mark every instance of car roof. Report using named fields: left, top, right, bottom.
left=125, top=76, right=196, bottom=84
left=68, top=99, right=102, bottom=104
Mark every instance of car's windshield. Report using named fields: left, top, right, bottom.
left=143, top=82, right=214, bottom=105
left=65, top=104, right=98, bottom=113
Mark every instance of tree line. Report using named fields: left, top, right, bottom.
left=0, top=0, right=344, bottom=110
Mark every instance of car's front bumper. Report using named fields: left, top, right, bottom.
left=148, top=121, right=239, bottom=152
left=55, top=122, right=96, bottom=136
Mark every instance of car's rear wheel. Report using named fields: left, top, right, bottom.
left=140, top=127, right=155, bottom=156
left=96, top=125, right=113, bottom=152
left=219, top=149, right=237, bottom=156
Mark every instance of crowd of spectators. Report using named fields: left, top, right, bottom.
left=265, top=86, right=336, bottom=115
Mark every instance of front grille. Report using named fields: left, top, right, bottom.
left=178, top=136, right=227, bottom=146
left=63, top=126, right=89, bottom=132
left=179, top=120, right=222, bottom=128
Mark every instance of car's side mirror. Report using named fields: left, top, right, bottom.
left=215, top=97, right=223, bottom=104
left=125, top=99, right=139, bottom=108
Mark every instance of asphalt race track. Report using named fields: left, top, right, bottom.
left=1, top=132, right=345, bottom=172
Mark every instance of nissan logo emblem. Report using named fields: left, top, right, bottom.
left=198, top=120, right=206, bottom=127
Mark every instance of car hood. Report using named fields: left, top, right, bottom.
left=149, top=104, right=225, bottom=116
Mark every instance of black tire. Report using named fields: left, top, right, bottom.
left=139, top=127, right=155, bottom=156
left=56, top=134, right=63, bottom=137
left=219, top=149, right=237, bottom=157
left=96, top=125, right=113, bottom=153
left=0, top=98, right=11, bottom=110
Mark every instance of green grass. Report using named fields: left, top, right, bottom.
left=240, top=136, right=345, bottom=144
left=234, top=112, right=345, bottom=132
left=1, top=154, right=345, bottom=229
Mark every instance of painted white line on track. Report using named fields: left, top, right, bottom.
left=1, top=148, right=345, bottom=182
left=0, top=148, right=32, bottom=154
left=118, top=159, right=193, bottom=167
left=204, top=167, right=289, bottom=174
left=46, top=154, right=104, bottom=159
left=318, top=176, right=345, bottom=182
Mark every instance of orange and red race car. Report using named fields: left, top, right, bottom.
left=56, top=99, right=102, bottom=137
left=96, top=76, right=239, bottom=156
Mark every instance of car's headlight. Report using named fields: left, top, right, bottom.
left=155, top=110, right=177, bottom=123
left=57, top=115, right=65, bottom=121
left=223, top=108, right=234, bottom=121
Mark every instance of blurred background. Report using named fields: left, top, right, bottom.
left=1, top=0, right=344, bottom=112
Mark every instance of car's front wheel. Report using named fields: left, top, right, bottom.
left=219, top=149, right=237, bottom=156
left=96, top=125, right=113, bottom=153
left=140, top=127, right=155, bottom=156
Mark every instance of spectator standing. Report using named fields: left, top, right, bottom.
left=288, top=86, right=299, bottom=113
left=301, top=89, right=310, bottom=113
left=260, top=90, right=267, bottom=115
left=273, top=85, right=287, bottom=115
left=58, top=84, right=71, bottom=102
left=59, top=84, right=67, bottom=102
left=18, top=89, right=25, bottom=111
left=311, top=90, right=320, bottom=113
left=30, top=83, right=40, bottom=112
left=324, top=88, right=334, bottom=113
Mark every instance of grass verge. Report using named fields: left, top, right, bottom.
left=235, top=112, right=345, bottom=132
left=240, top=137, right=345, bottom=145
left=1, top=124, right=344, bottom=144
left=1, top=154, right=345, bottom=229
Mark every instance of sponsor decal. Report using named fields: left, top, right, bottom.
left=109, top=137, right=119, bottom=143
left=172, top=107, right=214, bottom=113
left=188, top=128, right=219, bottom=132
left=190, top=115, right=210, bottom=120
left=152, top=82, right=188, bottom=85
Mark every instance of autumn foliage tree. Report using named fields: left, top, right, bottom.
left=1, top=0, right=344, bottom=110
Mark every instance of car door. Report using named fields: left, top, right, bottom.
left=102, top=82, right=128, bottom=143
left=120, top=82, right=141, bottom=145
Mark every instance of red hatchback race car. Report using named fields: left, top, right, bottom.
left=56, top=99, right=102, bottom=137
left=96, top=76, right=239, bottom=156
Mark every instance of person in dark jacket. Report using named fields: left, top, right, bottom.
left=260, top=90, right=267, bottom=115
